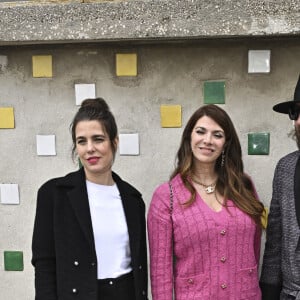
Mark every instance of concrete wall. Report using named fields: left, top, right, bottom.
left=0, top=0, right=299, bottom=298
left=0, top=37, right=299, bottom=299
left=0, top=0, right=299, bottom=45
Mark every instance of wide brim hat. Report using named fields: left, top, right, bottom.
left=273, top=74, right=300, bottom=114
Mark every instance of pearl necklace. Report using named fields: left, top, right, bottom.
left=192, top=177, right=216, bottom=194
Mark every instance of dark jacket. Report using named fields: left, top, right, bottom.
left=260, top=150, right=300, bottom=300
left=32, top=168, right=148, bottom=300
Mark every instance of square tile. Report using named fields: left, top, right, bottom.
left=0, top=107, right=14, bottom=128
left=0, top=55, right=8, bottom=72
left=116, top=53, right=137, bottom=76
left=75, top=83, right=96, bottom=106
left=4, top=251, right=24, bottom=271
left=160, top=105, right=182, bottom=128
left=78, top=158, right=83, bottom=169
left=36, top=135, right=56, bottom=156
left=119, top=133, right=139, bottom=155
left=248, top=50, right=271, bottom=73
left=248, top=132, right=270, bottom=155
left=0, top=184, right=19, bottom=205
left=32, top=55, right=53, bottom=78
left=203, top=81, right=225, bottom=104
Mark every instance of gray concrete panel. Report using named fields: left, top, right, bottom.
left=0, top=0, right=299, bottom=45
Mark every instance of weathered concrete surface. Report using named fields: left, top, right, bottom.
left=0, top=0, right=299, bottom=45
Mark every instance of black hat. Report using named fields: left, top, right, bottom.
left=273, top=75, right=300, bottom=114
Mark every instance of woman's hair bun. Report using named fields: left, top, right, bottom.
left=81, top=98, right=110, bottom=112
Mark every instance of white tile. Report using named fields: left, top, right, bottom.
left=0, top=55, right=8, bottom=72
left=119, top=133, right=140, bottom=155
left=248, top=50, right=271, bottom=73
left=0, top=184, right=19, bottom=205
left=75, top=83, right=96, bottom=106
left=36, top=135, right=56, bottom=156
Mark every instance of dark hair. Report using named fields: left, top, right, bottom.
left=171, top=104, right=264, bottom=227
left=70, top=98, right=118, bottom=158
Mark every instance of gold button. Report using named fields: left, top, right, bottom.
left=220, top=230, right=226, bottom=235
left=220, top=257, right=226, bottom=263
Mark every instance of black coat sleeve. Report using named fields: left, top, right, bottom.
left=31, top=180, right=58, bottom=300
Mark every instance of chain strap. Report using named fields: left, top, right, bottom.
left=168, top=181, right=174, bottom=215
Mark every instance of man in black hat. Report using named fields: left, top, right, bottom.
left=260, top=75, right=300, bottom=300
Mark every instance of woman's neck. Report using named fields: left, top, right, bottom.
left=191, top=164, right=217, bottom=184
left=85, top=170, right=114, bottom=186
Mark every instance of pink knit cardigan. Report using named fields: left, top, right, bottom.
left=147, top=174, right=261, bottom=300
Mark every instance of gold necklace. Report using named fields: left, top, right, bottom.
left=192, top=177, right=216, bottom=194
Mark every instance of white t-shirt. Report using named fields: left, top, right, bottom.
left=86, top=180, right=132, bottom=279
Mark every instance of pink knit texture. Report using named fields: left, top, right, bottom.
left=147, top=174, right=261, bottom=300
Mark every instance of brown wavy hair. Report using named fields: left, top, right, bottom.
left=171, top=104, right=264, bottom=227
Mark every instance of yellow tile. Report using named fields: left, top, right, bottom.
left=261, top=207, right=269, bottom=229
left=0, top=107, right=15, bottom=129
left=160, top=105, right=182, bottom=128
left=32, top=55, right=53, bottom=78
left=116, top=53, right=137, bottom=76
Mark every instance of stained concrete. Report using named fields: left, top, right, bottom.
left=0, top=0, right=299, bottom=45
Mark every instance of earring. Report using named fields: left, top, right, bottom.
left=221, top=150, right=225, bottom=167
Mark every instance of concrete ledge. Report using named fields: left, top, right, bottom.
left=0, top=0, right=299, bottom=45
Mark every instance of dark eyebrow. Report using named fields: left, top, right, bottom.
left=75, top=136, right=85, bottom=141
left=195, top=126, right=224, bottom=134
left=75, top=134, right=106, bottom=141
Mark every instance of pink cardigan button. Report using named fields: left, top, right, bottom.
left=187, top=278, right=194, bottom=284
left=220, top=229, right=226, bottom=235
left=221, top=283, right=227, bottom=289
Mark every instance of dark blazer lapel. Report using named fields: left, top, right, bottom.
left=57, top=168, right=95, bottom=247
left=294, top=156, right=300, bottom=228
left=113, top=173, right=141, bottom=258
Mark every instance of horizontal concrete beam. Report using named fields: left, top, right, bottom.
left=0, top=0, right=299, bottom=45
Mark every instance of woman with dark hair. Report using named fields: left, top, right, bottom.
left=32, top=98, right=148, bottom=300
left=148, top=104, right=264, bottom=300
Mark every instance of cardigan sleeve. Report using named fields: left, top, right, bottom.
left=147, top=183, right=174, bottom=300
left=259, top=163, right=283, bottom=300
left=250, top=179, right=262, bottom=265
left=31, top=181, right=58, bottom=300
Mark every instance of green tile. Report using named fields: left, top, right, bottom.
left=248, top=132, right=270, bottom=155
left=4, top=251, right=24, bottom=271
left=203, top=81, right=225, bottom=104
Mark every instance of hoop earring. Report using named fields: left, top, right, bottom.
left=221, top=150, right=225, bottom=167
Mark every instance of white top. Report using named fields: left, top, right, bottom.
left=86, top=180, right=132, bottom=279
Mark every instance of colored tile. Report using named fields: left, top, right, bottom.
left=160, top=105, right=182, bottom=128
left=0, top=107, right=14, bottom=128
left=261, top=207, right=269, bottom=229
left=36, top=135, right=56, bottom=156
left=32, top=55, right=53, bottom=78
left=116, top=53, right=137, bottom=76
left=203, top=81, right=225, bottom=104
left=0, top=55, right=8, bottom=72
left=248, top=132, right=270, bottom=155
left=248, top=50, right=271, bottom=73
left=78, top=158, right=83, bottom=169
left=119, top=133, right=139, bottom=155
left=4, top=251, right=24, bottom=271
left=0, top=184, right=19, bottom=205
left=75, top=83, right=96, bottom=106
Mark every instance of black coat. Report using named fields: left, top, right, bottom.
left=32, top=168, right=148, bottom=300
